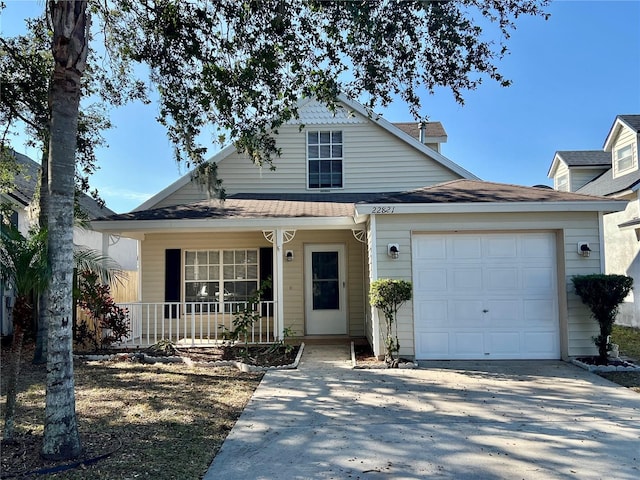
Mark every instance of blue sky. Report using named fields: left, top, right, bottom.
left=2, top=0, right=640, bottom=213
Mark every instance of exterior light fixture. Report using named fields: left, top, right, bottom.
left=285, top=250, right=294, bottom=262
left=578, top=242, right=591, bottom=258
left=387, top=243, right=400, bottom=259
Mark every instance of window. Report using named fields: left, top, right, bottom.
left=615, top=144, right=634, bottom=174
left=555, top=174, right=568, bottom=191
left=308, top=130, right=343, bottom=189
left=184, top=249, right=258, bottom=312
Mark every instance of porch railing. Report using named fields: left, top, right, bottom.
left=116, top=301, right=277, bottom=347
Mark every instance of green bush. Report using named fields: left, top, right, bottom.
left=572, top=274, right=633, bottom=364
left=370, top=279, right=412, bottom=367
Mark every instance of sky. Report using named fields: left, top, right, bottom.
left=2, top=0, right=640, bottom=213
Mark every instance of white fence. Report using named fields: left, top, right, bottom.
left=117, top=301, right=277, bottom=347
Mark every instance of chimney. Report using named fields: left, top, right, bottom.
left=418, top=121, right=426, bottom=144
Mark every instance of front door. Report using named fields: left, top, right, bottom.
left=304, top=244, right=347, bottom=335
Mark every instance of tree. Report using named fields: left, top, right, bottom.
left=369, top=279, right=412, bottom=367
left=572, top=274, right=634, bottom=365
left=0, top=225, right=49, bottom=443
left=9, top=0, right=550, bottom=460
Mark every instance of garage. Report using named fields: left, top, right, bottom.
left=413, top=232, right=560, bottom=360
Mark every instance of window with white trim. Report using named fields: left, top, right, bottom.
left=615, top=144, right=634, bottom=175
left=555, top=174, right=568, bottom=191
left=184, top=249, right=258, bottom=312
left=308, top=130, right=343, bottom=188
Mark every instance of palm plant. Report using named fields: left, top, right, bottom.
left=0, top=224, right=49, bottom=442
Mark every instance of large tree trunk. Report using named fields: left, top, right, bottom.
left=33, top=148, right=49, bottom=365
left=41, top=0, right=88, bottom=461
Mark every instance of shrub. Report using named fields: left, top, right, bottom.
left=572, top=274, right=633, bottom=364
left=369, top=279, right=412, bottom=367
left=76, top=271, right=131, bottom=350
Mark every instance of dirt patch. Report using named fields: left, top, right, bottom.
left=1, top=342, right=262, bottom=479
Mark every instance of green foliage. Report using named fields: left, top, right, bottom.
left=76, top=271, right=131, bottom=351
left=572, top=274, right=633, bottom=364
left=370, top=279, right=412, bottom=366
left=222, top=279, right=272, bottom=360
left=105, top=0, right=549, bottom=191
left=268, top=326, right=296, bottom=360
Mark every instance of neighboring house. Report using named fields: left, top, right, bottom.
left=548, top=115, right=640, bottom=328
left=0, top=151, right=139, bottom=336
left=91, top=96, right=626, bottom=360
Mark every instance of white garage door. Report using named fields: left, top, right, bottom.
left=413, top=232, right=560, bottom=360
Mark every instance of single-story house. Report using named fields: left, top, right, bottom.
left=91, top=96, right=626, bottom=360
left=548, top=115, right=640, bottom=328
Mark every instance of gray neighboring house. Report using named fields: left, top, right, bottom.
left=1, top=151, right=139, bottom=336
left=548, top=114, right=640, bottom=328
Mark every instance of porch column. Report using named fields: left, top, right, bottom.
left=274, top=229, right=285, bottom=341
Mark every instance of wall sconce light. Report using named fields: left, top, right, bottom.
left=387, top=243, right=400, bottom=259
left=578, top=242, right=591, bottom=258
left=285, top=250, right=294, bottom=262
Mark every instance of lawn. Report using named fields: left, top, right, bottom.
left=597, top=324, right=640, bottom=393
left=1, top=348, right=262, bottom=479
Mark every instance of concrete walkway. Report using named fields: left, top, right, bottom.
left=204, top=344, right=640, bottom=480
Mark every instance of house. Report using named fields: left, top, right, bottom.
left=0, top=151, right=139, bottom=336
left=548, top=115, right=640, bottom=328
left=91, top=96, right=626, bottom=360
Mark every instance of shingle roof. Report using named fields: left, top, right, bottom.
left=10, top=151, right=115, bottom=220
left=97, top=180, right=615, bottom=224
left=555, top=150, right=611, bottom=167
left=618, top=115, right=640, bottom=132
left=365, top=179, right=615, bottom=204
left=98, top=194, right=361, bottom=221
left=576, top=169, right=640, bottom=197
left=393, top=122, right=447, bottom=140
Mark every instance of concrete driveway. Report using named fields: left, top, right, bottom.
left=204, top=345, right=640, bottom=480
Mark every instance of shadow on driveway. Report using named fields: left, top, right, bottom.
left=204, top=360, right=640, bottom=480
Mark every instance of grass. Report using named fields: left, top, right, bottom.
left=611, top=324, right=640, bottom=360
left=597, top=324, right=640, bottom=394
left=1, top=350, right=262, bottom=479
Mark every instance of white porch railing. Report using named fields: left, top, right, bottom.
left=116, top=301, right=277, bottom=347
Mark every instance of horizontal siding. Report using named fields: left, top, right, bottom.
left=141, top=229, right=366, bottom=338
left=570, top=168, right=605, bottom=192
left=612, top=127, right=638, bottom=176
left=153, top=120, right=462, bottom=208
left=372, top=211, right=603, bottom=358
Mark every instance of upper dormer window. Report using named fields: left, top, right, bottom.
left=308, top=131, right=343, bottom=189
left=615, top=144, right=634, bottom=174
left=556, top=174, right=568, bottom=192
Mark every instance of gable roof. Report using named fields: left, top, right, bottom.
left=8, top=150, right=115, bottom=220
left=134, top=95, right=479, bottom=212
left=603, top=114, right=640, bottom=151
left=547, top=150, right=611, bottom=178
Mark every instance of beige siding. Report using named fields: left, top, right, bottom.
left=554, top=163, right=569, bottom=191
left=140, top=229, right=366, bottom=338
left=570, top=168, right=606, bottom=192
left=154, top=120, right=461, bottom=208
left=372, top=211, right=603, bottom=358
left=612, top=127, right=638, bottom=177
